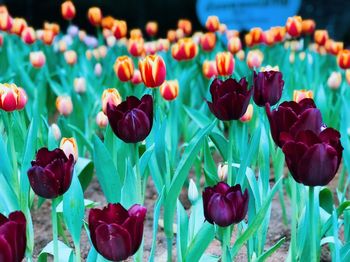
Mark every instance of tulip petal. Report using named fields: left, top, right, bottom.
left=290, top=108, right=323, bottom=136
left=207, top=193, right=235, bottom=227
left=0, top=236, right=13, bottom=262
left=33, top=147, right=67, bottom=167
left=202, top=188, right=214, bottom=224
left=28, top=166, right=60, bottom=198
left=213, top=181, right=230, bottom=194
left=0, top=221, right=26, bottom=262
left=282, top=142, right=308, bottom=183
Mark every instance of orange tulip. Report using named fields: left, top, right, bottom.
left=250, top=27, right=264, bottom=45
left=337, top=49, right=350, bottom=69
left=128, top=38, right=144, bottom=57
left=114, top=56, right=134, bottom=82
left=101, top=88, right=122, bottom=114
left=167, top=29, right=176, bottom=43
left=302, top=19, right=315, bottom=35
left=30, top=51, right=46, bottom=68
left=263, top=30, right=275, bottom=46
left=64, top=50, right=77, bottom=65
left=226, top=30, right=239, bottom=40
left=130, top=28, right=143, bottom=39
left=314, top=30, right=328, bottom=46
left=60, top=137, right=78, bottom=162
left=228, top=37, right=242, bottom=54
left=146, top=21, right=158, bottom=37
left=0, top=12, right=12, bottom=31
left=42, top=29, right=55, bottom=45
left=112, top=20, right=127, bottom=39
left=61, top=1, right=76, bottom=21
left=160, top=80, right=179, bottom=101
left=216, top=52, right=234, bottom=76
left=293, top=90, right=313, bottom=103
left=202, top=60, right=218, bottom=79
left=21, top=27, right=36, bottom=44
left=205, top=16, right=220, bottom=32
left=44, top=22, right=60, bottom=35
left=138, top=54, right=166, bottom=88
left=271, top=26, right=286, bottom=42
left=177, top=19, right=192, bottom=35
left=246, top=50, right=263, bottom=69
left=56, top=95, right=73, bottom=116
left=10, top=18, right=27, bottom=35
left=286, top=16, right=302, bottom=37
left=87, top=7, right=102, bottom=26
left=200, top=32, right=216, bottom=52
left=325, top=40, right=343, bottom=55
left=171, top=38, right=198, bottom=61
left=101, top=16, right=115, bottom=30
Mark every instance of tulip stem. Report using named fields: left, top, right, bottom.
left=220, top=226, right=231, bottom=262
left=309, top=186, right=317, bottom=262
left=227, top=121, right=234, bottom=185
left=75, top=242, right=81, bottom=262
left=51, top=198, right=59, bottom=262
left=134, top=143, right=142, bottom=203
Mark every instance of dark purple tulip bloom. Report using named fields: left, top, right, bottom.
left=88, top=203, right=147, bottom=261
left=27, top=147, right=74, bottom=199
left=107, top=95, right=153, bottom=143
left=207, top=78, right=252, bottom=121
left=203, top=182, right=248, bottom=227
left=253, top=70, right=284, bottom=107
left=282, top=128, right=343, bottom=186
left=266, top=98, right=323, bottom=147
left=0, top=211, right=26, bottom=262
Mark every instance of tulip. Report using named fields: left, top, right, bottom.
left=175, top=28, right=185, bottom=40
left=61, top=1, right=75, bottom=20
left=263, top=30, right=275, bottom=46
left=131, top=69, right=142, bottom=85
left=56, top=95, right=73, bottom=116
left=178, top=19, right=192, bottom=35
left=0, top=12, right=12, bottom=31
left=314, top=30, right=329, bottom=46
left=250, top=27, right=264, bottom=45
left=160, top=80, right=179, bottom=101
left=128, top=38, right=144, bottom=57
left=27, top=147, right=74, bottom=198
left=84, top=36, right=98, bottom=49
left=236, top=50, right=245, bottom=61
left=199, top=32, right=216, bottom=52
left=30, top=51, right=46, bottom=68
left=51, top=123, right=61, bottom=141
left=21, top=27, right=36, bottom=44
left=240, top=104, right=254, bottom=122
left=74, top=77, right=86, bottom=94
left=203, top=182, right=248, bottom=227
left=101, top=88, right=122, bottom=115
left=112, top=20, right=127, bottom=39
left=0, top=33, right=3, bottom=46
left=206, top=15, right=220, bottom=32
left=246, top=50, right=263, bottom=69
left=302, top=19, right=316, bottom=35
left=130, top=28, right=143, bottom=39
left=282, top=128, right=343, bottom=186
left=226, top=29, right=239, bottom=40
left=96, top=111, right=108, bottom=128
left=0, top=83, right=27, bottom=112
left=202, top=60, right=218, bottom=79
left=337, top=49, right=350, bottom=69
left=157, top=38, right=170, bottom=52
left=266, top=98, right=323, bottom=147
left=89, top=203, right=147, bottom=261
left=64, top=50, right=77, bottom=65
left=171, top=38, right=198, bottom=61
left=327, top=72, right=342, bottom=90
left=216, top=52, right=234, bottom=76
left=58, top=40, right=67, bottom=52
left=114, top=56, right=134, bottom=82
left=87, top=7, right=102, bottom=26
left=138, top=55, right=166, bottom=88
left=0, top=211, right=26, bottom=262
left=101, top=16, right=115, bottom=30
left=42, top=29, right=55, bottom=45
left=253, top=70, right=284, bottom=107
left=271, top=26, right=286, bottom=42
left=244, top=33, right=253, bottom=47
left=228, top=37, right=242, bottom=54
left=325, top=40, right=343, bottom=55
left=167, top=29, right=176, bottom=43
left=207, top=77, right=252, bottom=121
left=44, top=22, right=60, bottom=35
left=286, top=16, right=302, bottom=37
left=145, top=21, right=158, bottom=37
left=60, top=137, right=78, bottom=162
left=94, top=62, right=102, bottom=76
left=107, top=95, right=153, bottom=143
left=10, top=18, right=27, bottom=35
left=217, top=163, right=228, bottom=181
left=293, top=89, right=313, bottom=103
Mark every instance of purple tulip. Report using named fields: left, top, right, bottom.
left=282, top=128, right=343, bottom=186
left=83, top=35, right=98, bottom=48
left=67, top=25, right=79, bottom=37
left=107, top=95, right=153, bottom=143
left=88, top=203, right=147, bottom=261
left=0, top=211, right=26, bottom=262
left=203, top=182, right=248, bottom=227
left=253, top=70, right=284, bottom=107
left=207, top=78, right=252, bottom=121
left=266, top=98, right=323, bottom=147
left=27, top=147, right=74, bottom=199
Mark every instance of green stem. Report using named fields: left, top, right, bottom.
left=291, top=179, right=297, bottom=260
left=134, top=143, right=142, bottom=202
left=221, top=226, right=231, bottom=262
left=309, top=186, right=317, bottom=262
left=51, top=198, right=59, bottom=262
left=166, top=237, right=172, bottom=262
left=227, top=121, right=234, bottom=185
left=75, top=242, right=81, bottom=262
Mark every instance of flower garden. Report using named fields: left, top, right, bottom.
left=0, top=1, right=350, bottom=261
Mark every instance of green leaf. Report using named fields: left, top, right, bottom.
left=203, top=139, right=220, bottom=186
left=319, top=188, right=333, bottom=214
left=75, top=157, right=94, bottom=191
left=340, top=242, right=350, bottom=262
left=67, top=124, right=93, bottom=153
left=177, top=200, right=189, bottom=261
left=121, top=161, right=137, bottom=208
left=140, top=144, right=154, bottom=176
left=37, top=240, right=74, bottom=262
left=256, top=237, right=286, bottom=262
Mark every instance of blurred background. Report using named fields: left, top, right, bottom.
left=1, top=0, right=350, bottom=44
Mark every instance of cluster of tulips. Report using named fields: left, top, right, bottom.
left=1, top=1, right=350, bottom=261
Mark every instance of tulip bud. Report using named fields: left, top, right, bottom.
left=289, top=52, right=295, bottom=64
left=240, top=104, right=254, bottom=122
left=21, top=27, right=36, bottom=44
left=226, top=29, right=239, bottom=40
left=171, top=38, right=198, bottom=61
left=337, top=49, right=350, bottom=69
left=87, top=7, right=102, bottom=26
left=42, top=29, right=55, bottom=45
left=106, top=35, right=116, bottom=47
left=188, top=179, right=199, bottom=204
left=130, top=28, right=143, bottom=39
left=199, top=32, right=216, bottom=52
left=101, top=16, right=115, bottom=30
left=61, top=1, right=75, bottom=21
left=44, top=22, right=60, bottom=35
left=145, top=21, right=158, bottom=37
left=139, top=54, right=166, bottom=88
left=286, top=16, right=302, bottom=37
left=236, top=50, right=245, bottom=61
left=271, top=26, right=286, bottom=42
left=64, top=50, right=77, bottom=65
left=157, top=39, right=170, bottom=52
left=60, top=137, right=78, bottom=161
left=246, top=50, right=263, bottom=69
left=325, top=40, right=343, bottom=56
left=167, top=29, right=176, bottom=43
left=160, top=80, right=179, bottom=101
left=250, top=27, right=264, bottom=45
left=96, top=111, right=108, bottom=128
left=128, top=38, right=144, bottom=57
left=177, top=19, right=192, bottom=35
left=51, top=123, right=61, bottom=141
left=101, top=88, right=122, bottom=114
left=11, top=17, right=27, bottom=35
left=327, top=72, right=342, bottom=90
left=293, top=90, right=313, bottom=103
left=217, top=163, right=228, bottom=181
left=228, top=37, right=242, bottom=54
left=314, top=30, right=329, bottom=46
left=56, top=95, right=73, bottom=116
left=302, top=19, right=315, bottom=35
left=131, top=69, right=142, bottom=85
left=16, top=87, right=27, bottom=110
left=263, top=30, right=275, bottom=46
left=0, top=12, right=12, bottom=31
left=245, top=33, right=253, bottom=47
left=205, top=16, right=220, bottom=32
left=114, top=56, right=134, bottom=82
left=94, top=62, right=102, bottom=76
left=112, top=20, right=127, bottom=39
left=216, top=51, right=234, bottom=76
left=29, top=51, right=46, bottom=68
left=202, top=60, right=218, bottom=79
left=74, top=77, right=86, bottom=94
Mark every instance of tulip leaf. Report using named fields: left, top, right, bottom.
left=75, top=157, right=94, bottom=192
left=92, top=135, right=121, bottom=203
left=0, top=174, right=19, bottom=212
left=140, top=144, right=154, bottom=177
left=121, top=161, right=138, bottom=208
left=0, top=133, right=13, bottom=186
left=256, top=237, right=286, bottom=262
left=198, top=254, right=220, bottom=262
left=188, top=197, right=205, bottom=243
left=177, top=200, right=189, bottom=261
left=63, top=172, right=85, bottom=245
left=163, top=121, right=216, bottom=237
left=203, top=139, right=219, bottom=186
left=340, top=242, right=350, bottom=262
left=319, top=187, right=334, bottom=214
left=67, top=123, right=93, bottom=153
left=37, top=240, right=74, bottom=262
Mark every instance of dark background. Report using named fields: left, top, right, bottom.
left=2, top=0, right=350, bottom=44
